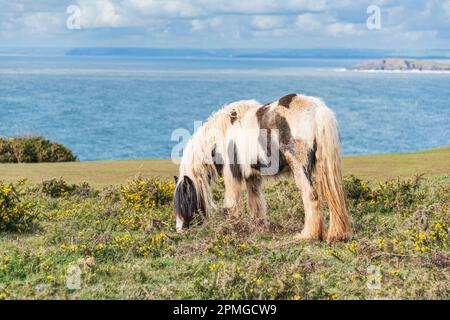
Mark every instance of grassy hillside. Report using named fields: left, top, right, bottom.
left=0, top=147, right=449, bottom=300
left=0, top=147, right=448, bottom=188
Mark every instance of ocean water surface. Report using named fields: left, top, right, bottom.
left=0, top=56, right=449, bottom=161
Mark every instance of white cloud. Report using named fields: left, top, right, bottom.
left=77, top=0, right=122, bottom=28
left=0, top=0, right=449, bottom=48
left=250, top=15, right=285, bottom=30
left=295, top=13, right=324, bottom=31
left=251, top=28, right=290, bottom=38
left=21, top=12, right=63, bottom=34
left=124, top=0, right=202, bottom=18
left=191, top=17, right=222, bottom=31
left=442, top=0, right=450, bottom=18
left=325, top=22, right=362, bottom=37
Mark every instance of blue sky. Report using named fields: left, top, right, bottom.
left=1, top=0, right=449, bottom=49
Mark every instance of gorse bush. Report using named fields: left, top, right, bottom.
left=120, top=176, right=175, bottom=210
left=38, top=178, right=97, bottom=198
left=0, top=136, right=77, bottom=163
left=117, top=177, right=175, bottom=230
left=343, top=174, right=423, bottom=211
left=0, top=181, right=35, bottom=232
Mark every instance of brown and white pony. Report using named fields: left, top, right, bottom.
left=174, top=93, right=351, bottom=243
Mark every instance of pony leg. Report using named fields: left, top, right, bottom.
left=285, top=153, right=324, bottom=241
left=223, top=168, right=242, bottom=217
left=245, top=175, right=268, bottom=229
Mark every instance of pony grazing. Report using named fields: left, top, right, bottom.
left=174, top=93, right=351, bottom=243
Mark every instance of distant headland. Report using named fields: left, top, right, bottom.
left=350, top=58, right=450, bottom=71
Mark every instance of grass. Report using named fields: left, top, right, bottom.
left=0, top=147, right=449, bottom=300
left=0, top=147, right=448, bottom=188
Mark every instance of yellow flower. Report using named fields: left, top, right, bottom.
left=293, top=273, right=302, bottom=280
left=292, top=295, right=302, bottom=300
left=389, top=269, right=400, bottom=277
left=347, top=241, right=358, bottom=253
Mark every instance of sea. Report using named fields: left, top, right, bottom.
left=0, top=54, right=449, bottom=161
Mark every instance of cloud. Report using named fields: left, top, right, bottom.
left=295, top=13, right=325, bottom=31
left=0, top=0, right=449, bottom=48
left=21, top=12, right=63, bottom=34
left=77, top=0, right=122, bottom=28
left=190, top=17, right=222, bottom=31
left=441, top=0, right=450, bottom=18
left=250, top=15, right=285, bottom=30
left=325, top=22, right=363, bottom=37
left=124, top=0, right=202, bottom=18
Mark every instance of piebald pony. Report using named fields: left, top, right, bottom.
left=174, top=93, right=351, bottom=243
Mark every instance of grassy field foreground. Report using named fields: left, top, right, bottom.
left=0, top=147, right=449, bottom=299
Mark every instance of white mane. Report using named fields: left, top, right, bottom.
left=178, top=99, right=261, bottom=211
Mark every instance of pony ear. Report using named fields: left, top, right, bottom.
left=173, top=176, right=179, bottom=184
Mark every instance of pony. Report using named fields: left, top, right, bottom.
left=174, top=93, right=351, bottom=243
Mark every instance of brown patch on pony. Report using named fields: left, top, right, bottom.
left=275, top=115, right=292, bottom=146
left=302, top=140, right=317, bottom=184
left=256, top=104, right=270, bottom=126
left=230, top=110, right=238, bottom=124
left=245, top=174, right=268, bottom=229
left=278, top=93, right=297, bottom=108
left=254, top=106, right=291, bottom=175
left=227, top=140, right=242, bottom=181
left=211, top=145, right=224, bottom=176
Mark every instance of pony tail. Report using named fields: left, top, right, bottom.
left=314, top=104, right=352, bottom=243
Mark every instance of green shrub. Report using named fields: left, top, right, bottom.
left=38, top=178, right=97, bottom=198
left=120, top=176, right=175, bottom=210
left=0, top=136, right=77, bottom=163
left=0, top=181, right=35, bottom=232
left=343, top=174, right=423, bottom=212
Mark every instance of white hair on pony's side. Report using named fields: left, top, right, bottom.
left=176, top=100, right=261, bottom=226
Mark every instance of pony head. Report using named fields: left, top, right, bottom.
left=173, top=175, right=205, bottom=232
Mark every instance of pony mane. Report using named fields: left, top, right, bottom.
left=178, top=99, right=261, bottom=212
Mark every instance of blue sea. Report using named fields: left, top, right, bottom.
left=0, top=55, right=449, bottom=161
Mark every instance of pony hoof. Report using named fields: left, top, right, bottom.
left=294, top=231, right=322, bottom=241
left=326, top=232, right=352, bottom=244
left=254, top=219, right=269, bottom=231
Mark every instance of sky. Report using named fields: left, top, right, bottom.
left=0, top=0, right=449, bottom=49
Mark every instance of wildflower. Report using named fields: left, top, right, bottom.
left=293, top=273, right=303, bottom=280
left=209, top=261, right=224, bottom=272
left=252, top=277, right=263, bottom=286
left=389, top=269, right=400, bottom=277
left=327, top=248, right=341, bottom=259
left=347, top=241, right=358, bottom=254
left=292, top=295, right=302, bottom=300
